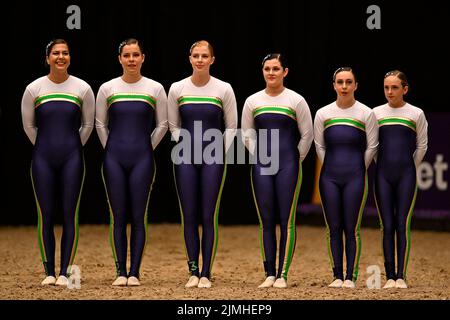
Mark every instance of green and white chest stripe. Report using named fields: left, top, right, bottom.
left=324, top=118, right=366, bottom=131
left=107, top=93, right=157, bottom=109
left=377, top=117, right=416, bottom=132
left=177, top=95, right=223, bottom=109
left=252, top=105, right=297, bottom=121
left=34, top=93, right=82, bottom=108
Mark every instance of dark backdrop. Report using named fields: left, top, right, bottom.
left=1, top=1, right=449, bottom=225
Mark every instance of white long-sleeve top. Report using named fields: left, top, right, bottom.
left=21, top=75, right=95, bottom=145
left=314, top=100, right=379, bottom=168
left=167, top=76, right=238, bottom=152
left=373, top=102, right=428, bottom=167
left=241, top=88, right=314, bottom=161
left=95, top=76, right=168, bottom=149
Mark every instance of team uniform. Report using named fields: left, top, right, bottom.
left=242, top=88, right=313, bottom=281
left=21, top=75, right=95, bottom=277
left=314, top=101, right=378, bottom=282
left=373, top=103, right=427, bottom=281
left=168, top=76, right=237, bottom=279
left=96, top=77, right=168, bottom=279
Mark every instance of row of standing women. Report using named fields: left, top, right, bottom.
left=21, top=38, right=428, bottom=289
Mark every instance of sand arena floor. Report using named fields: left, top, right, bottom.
left=1, top=224, right=449, bottom=300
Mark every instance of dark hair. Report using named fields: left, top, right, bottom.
left=384, top=70, right=409, bottom=87
left=333, top=67, right=357, bottom=82
left=262, top=53, right=287, bottom=69
left=189, top=40, right=214, bottom=57
left=45, top=39, right=69, bottom=57
left=118, top=38, right=144, bottom=55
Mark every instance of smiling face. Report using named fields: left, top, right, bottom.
left=384, top=75, right=408, bottom=107
left=118, top=43, right=145, bottom=76
left=46, top=43, right=70, bottom=73
left=262, top=58, right=288, bottom=90
left=333, top=71, right=357, bottom=99
left=189, top=44, right=214, bottom=74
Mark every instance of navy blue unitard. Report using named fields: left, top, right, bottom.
left=21, top=76, right=95, bottom=277
left=373, top=103, right=428, bottom=280
left=168, top=77, right=237, bottom=279
left=314, top=101, right=378, bottom=281
left=96, top=77, right=168, bottom=279
left=242, top=89, right=313, bottom=280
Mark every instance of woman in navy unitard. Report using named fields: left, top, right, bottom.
left=242, top=54, right=313, bottom=288
left=21, top=39, right=95, bottom=286
left=314, top=67, right=378, bottom=289
left=373, top=70, right=428, bottom=289
left=96, top=38, right=168, bottom=286
left=168, top=40, right=237, bottom=288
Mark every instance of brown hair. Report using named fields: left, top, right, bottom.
left=262, top=53, right=288, bottom=69
left=118, top=38, right=144, bottom=55
left=385, top=70, right=409, bottom=87
left=333, top=66, right=357, bottom=82
left=45, top=39, right=69, bottom=57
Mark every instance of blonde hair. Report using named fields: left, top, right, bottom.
left=189, top=40, right=214, bottom=56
